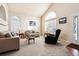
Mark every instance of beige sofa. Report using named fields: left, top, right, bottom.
left=0, top=37, right=20, bottom=53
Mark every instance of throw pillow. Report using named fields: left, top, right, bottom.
left=4, top=33, right=11, bottom=37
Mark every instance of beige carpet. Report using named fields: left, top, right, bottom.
left=0, top=36, right=69, bottom=56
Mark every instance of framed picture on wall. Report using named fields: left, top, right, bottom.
left=29, top=21, right=36, bottom=26
left=59, top=17, right=67, bottom=24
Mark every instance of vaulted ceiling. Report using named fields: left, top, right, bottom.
left=7, top=3, right=51, bottom=17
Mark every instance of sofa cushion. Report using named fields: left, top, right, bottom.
left=0, top=32, right=5, bottom=38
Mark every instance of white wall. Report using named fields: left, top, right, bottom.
left=8, top=12, right=40, bottom=33
left=20, top=16, right=40, bottom=33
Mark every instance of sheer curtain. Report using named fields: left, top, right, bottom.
left=45, top=12, right=56, bottom=34
left=10, top=16, right=20, bottom=33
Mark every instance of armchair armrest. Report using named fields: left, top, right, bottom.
left=48, top=34, right=55, bottom=37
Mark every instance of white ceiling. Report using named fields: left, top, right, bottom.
left=7, top=3, right=51, bottom=17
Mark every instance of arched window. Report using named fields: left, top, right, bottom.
left=45, top=12, right=56, bottom=34
left=45, top=12, right=56, bottom=21
left=0, top=5, right=6, bottom=21
left=0, top=5, right=8, bottom=32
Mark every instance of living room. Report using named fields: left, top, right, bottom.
left=0, top=3, right=79, bottom=56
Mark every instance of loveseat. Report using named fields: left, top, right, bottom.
left=0, top=32, right=20, bottom=53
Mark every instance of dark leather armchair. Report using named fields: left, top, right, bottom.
left=45, top=29, right=61, bottom=44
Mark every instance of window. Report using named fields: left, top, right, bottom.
left=45, top=12, right=56, bottom=20
left=45, top=12, right=56, bottom=34
left=0, top=18, right=8, bottom=32
left=10, top=16, right=21, bottom=33
left=73, top=16, right=78, bottom=40
left=0, top=5, right=8, bottom=32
